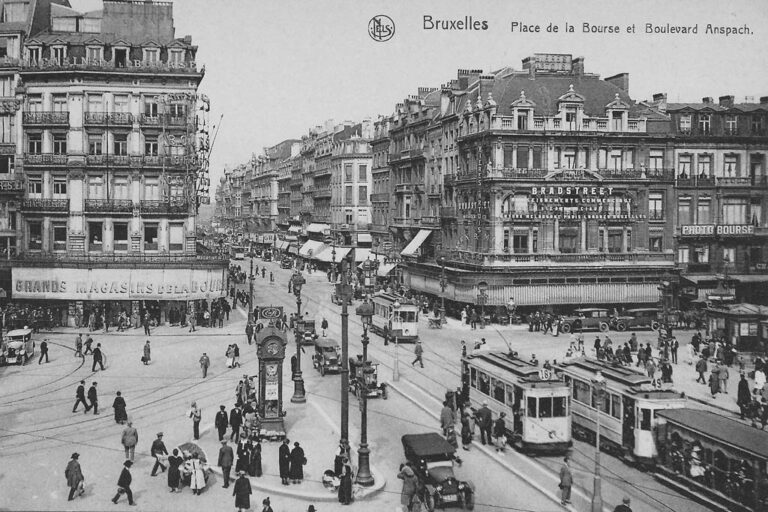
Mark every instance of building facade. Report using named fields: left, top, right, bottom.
left=9, top=0, right=226, bottom=325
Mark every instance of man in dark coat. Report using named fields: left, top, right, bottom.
left=218, top=439, right=235, bottom=488
left=150, top=432, right=168, bottom=476
left=229, top=406, right=243, bottom=443
left=278, top=438, right=291, bottom=485
left=73, top=380, right=89, bottom=413
left=111, top=460, right=135, bottom=505
left=475, top=400, right=493, bottom=445
left=87, top=382, right=99, bottom=415
left=65, top=452, right=84, bottom=501
left=112, top=391, right=127, bottom=424
left=215, top=405, right=229, bottom=441
left=91, top=343, right=104, bottom=372
left=695, top=356, right=708, bottom=384
left=559, top=456, right=573, bottom=505
left=614, top=496, right=633, bottom=512
left=245, top=323, right=254, bottom=345
left=289, top=441, right=305, bottom=484
left=38, top=339, right=49, bottom=364
left=233, top=471, right=252, bottom=512
left=738, top=373, right=753, bottom=419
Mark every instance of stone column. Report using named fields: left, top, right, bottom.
left=580, top=217, right=588, bottom=252
left=103, top=218, right=113, bottom=253
left=553, top=218, right=559, bottom=252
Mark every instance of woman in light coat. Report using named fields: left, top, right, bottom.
left=187, top=453, right=206, bottom=495
left=397, top=463, right=419, bottom=509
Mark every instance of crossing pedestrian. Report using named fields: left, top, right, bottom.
left=142, top=340, right=151, bottom=365
left=321, top=317, right=328, bottom=337
left=215, top=405, right=229, bottom=441
left=245, top=323, right=254, bottom=345
left=167, top=448, right=183, bottom=492
left=87, top=382, right=99, bottom=414
left=670, top=338, right=679, bottom=364
left=614, top=496, right=633, bottom=512
left=230, top=405, right=242, bottom=443
left=38, top=339, right=49, bottom=364
left=150, top=432, right=168, bottom=476
left=559, top=456, right=573, bottom=505
left=121, top=421, right=138, bottom=461
left=74, top=333, right=83, bottom=357
left=84, top=335, right=94, bottom=355
left=189, top=312, right=197, bottom=332
left=199, top=352, right=210, bottom=378
left=233, top=470, right=252, bottom=511
left=65, top=452, right=85, bottom=501
left=261, top=497, right=274, bottom=512
left=113, top=391, right=127, bottom=424
left=188, top=452, right=206, bottom=495
left=411, top=341, right=424, bottom=368
left=461, top=412, right=473, bottom=450
left=143, top=313, right=151, bottom=336
left=696, top=356, right=708, bottom=384
left=719, top=364, right=729, bottom=394
left=111, top=460, right=135, bottom=505
left=73, top=380, right=89, bottom=413
left=189, top=402, right=202, bottom=440
left=91, top=343, right=104, bottom=372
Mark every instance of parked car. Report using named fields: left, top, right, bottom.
left=312, top=338, right=341, bottom=376
left=280, top=257, right=293, bottom=269
left=610, top=307, right=662, bottom=331
left=401, top=433, right=474, bottom=511
left=262, top=251, right=272, bottom=262
left=1, top=328, right=35, bottom=365
left=348, top=355, right=387, bottom=398
left=559, top=307, right=611, bottom=333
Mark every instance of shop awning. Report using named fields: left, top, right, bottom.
left=299, top=240, right=326, bottom=258
left=276, top=240, right=289, bottom=250
left=731, top=275, right=768, bottom=283
left=306, top=223, right=330, bottom=234
left=288, top=243, right=299, bottom=255
left=288, top=225, right=302, bottom=234
left=681, top=274, right=719, bottom=285
left=401, top=229, right=432, bottom=257
left=377, top=262, right=397, bottom=277
left=315, top=246, right=351, bottom=262
left=357, top=233, right=372, bottom=244
left=354, top=248, right=371, bottom=262
left=284, top=235, right=298, bottom=242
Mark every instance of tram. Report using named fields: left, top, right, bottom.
left=369, top=293, right=419, bottom=343
left=461, top=351, right=572, bottom=455
left=555, top=357, right=686, bottom=465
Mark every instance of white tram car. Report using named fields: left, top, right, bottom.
left=556, top=358, right=686, bottom=464
left=369, top=293, right=419, bottom=343
left=462, top=352, right=572, bottom=455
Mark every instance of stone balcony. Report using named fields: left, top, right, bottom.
left=84, top=112, right=134, bottom=126
left=21, top=198, right=69, bottom=212
left=84, top=199, right=134, bottom=213
left=22, top=111, right=69, bottom=126
left=24, top=153, right=69, bottom=166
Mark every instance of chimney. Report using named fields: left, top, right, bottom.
left=605, top=73, right=629, bottom=93
left=478, top=75, right=494, bottom=104
left=745, top=96, right=755, bottom=103
left=417, top=87, right=437, bottom=99
left=456, top=68, right=483, bottom=90
left=522, top=56, right=535, bottom=78
left=440, top=88, right=451, bottom=115
left=718, top=95, right=735, bottom=108
left=760, top=96, right=768, bottom=105
left=572, top=56, right=585, bottom=76
left=702, top=97, right=713, bottom=105
left=652, top=92, right=667, bottom=113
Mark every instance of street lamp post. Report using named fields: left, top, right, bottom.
left=291, top=272, right=307, bottom=403
left=340, top=260, right=351, bottom=451
left=438, top=255, right=447, bottom=325
left=355, top=300, right=375, bottom=486
left=392, top=300, right=401, bottom=382
left=248, top=258, right=255, bottom=323
left=591, top=371, right=606, bottom=512
left=331, top=241, right=337, bottom=282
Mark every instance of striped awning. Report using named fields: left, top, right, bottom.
left=299, top=240, right=326, bottom=258
left=315, top=246, right=351, bottom=262
left=401, top=230, right=432, bottom=257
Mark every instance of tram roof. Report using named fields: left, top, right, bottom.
left=557, top=357, right=652, bottom=387
left=657, top=409, right=768, bottom=460
left=464, top=352, right=566, bottom=387
left=372, top=293, right=417, bottom=307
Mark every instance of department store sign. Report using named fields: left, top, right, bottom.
left=12, top=268, right=226, bottom=300
left=680, top=224, right=755, bottom=236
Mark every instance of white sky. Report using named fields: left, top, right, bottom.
left=68, top=0, right=768, bottom=188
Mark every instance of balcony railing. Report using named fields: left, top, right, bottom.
left=84, top=199, right=134, bottom=213
left=445, top=250, right=675, bottom=267
left=421, top=216, right=440, bottom=226
left=312, top=188, right=332, bottom=199
left=84, top=112, right=134, bottom=125
left=370, top=193, right=390, bottom=203
left=140, top=199, right=190, bottom=214
left=24, top=153, right=69, bottom=166
left=141, top=155, right=190, bottom=168
left=22, top=198, right=69, bottom=212
left=23, top=111, right=69, bottom=125
left=717, top=177, right=752, bottom=187
left=394, top=183, right=419, bottom=194
left=21, top=57, right=202, bottom=75
left=85, top=154, right=134, bottom=166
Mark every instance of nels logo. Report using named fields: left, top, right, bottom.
left=368, top=15, right=395, bottom=42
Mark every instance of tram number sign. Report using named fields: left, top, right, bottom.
left=538, top=369, right=553, bottom=381
left=259, top=306, right=283, bottom=320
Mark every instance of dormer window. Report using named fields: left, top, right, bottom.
left=27, top=46, right=40, bottom=63
left=86, top=46, right=102, bottom=64
left=611, top=111, right=623, bottom=131
left=113, top=47, right=128, bottom=68
left=679, top=114, right=691, bottom=133
left=51, top=45, right=67, bottom=65
left=168, top=49, right=184, bottom=66
left=517, top=110, right=528, bottom=130
left=143, top=48, right=159, bottom=64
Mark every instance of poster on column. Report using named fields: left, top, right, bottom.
left=12, top=267, right=227, bottom=300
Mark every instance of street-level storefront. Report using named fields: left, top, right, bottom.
left=11, top=266, right=227, bottom=327
left=706, top=303, right=768, bottom=351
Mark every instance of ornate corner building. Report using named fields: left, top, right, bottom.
left=1, top=0, right=226, bottom=325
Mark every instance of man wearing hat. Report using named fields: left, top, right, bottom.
left=613, top=497, right=632, bottom=512
left=65, top=452, right=84, bottom=501
left=233, top=470, right=252, bottom=511
left=261, top=497, right=274, bottom=512
left=215, top=404, right=229, bottom=441
left=218, top=439, right=235, bottom=488
left=475, top=399, right=493, bottom=445
left=150, top=432, right=168, bottom=476
left=121, top=421, right=138, bottom=461
left=493, top=412, right=507, bottom=453
left=111, top=460, right=135, bottom=505
left=411, top=340, right=424, bottom=368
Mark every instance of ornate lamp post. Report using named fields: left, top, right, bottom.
left=331, top=240, right=337, bottom=282
left=591, top=371, right=606, bottom=512
left=339, top=260, right=352, bottom=451
left=354, top=300, right=375, bottom=486
left=438, top=255, right=447, bottom=324
left=372, top=240, right=379, bottom=293
left=248, top=258, right=255, bottom=323
left=392, top=299, right=401, bottom=381
left=290, top=272, right=307, bottom=403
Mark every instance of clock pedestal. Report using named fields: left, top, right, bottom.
left=255, top=324, right=288, bottom=440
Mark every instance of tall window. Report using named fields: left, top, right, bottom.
left=344, top=163, right=353, bottom=182
left=0, top=114, right=14, bottom=143
left=27, top=177, right=41, bottom=197
left=649, top=235, right=663, bottom=252
left=143, top=224, right=158, bottom=251
left=86, top=46, right=102, bottom=63
left=113, top=177, right=130, bottom=199
left=143, top=48, right=159, bottom=64
left=113, top=134, right=128, bottom=155
left=53, top=178, right=67, bottom=197
left=0, top=77, right=13, bottom=97
left=345, top=185, right=353, bottom=205
left=51, top=46, right=66, bottom=64
left=611, top=111, right=623, bottom=131
left=558, top=228, right=578, bottom=254
left=697, top=154, right=711, bottom=177
left=52, top=94, right=67, bottom=112
left=725, top=115, right=738, bottom=134
left=53, top=134, right=67, bottom=154
left=722, top=199, right=748, bottom=225
left=679, top=114, right=692, bottom=132
left=677, top=247, right=690, bottom=264
left=358, top=164, right=367, bottom=180
left=723, top=155, right=739, bottom=177
left=88, top=134, right=102, bottom=155
left=678, top=198, right=692, bottom=225
left=0, top=155, right=13, bottom=173
left=723, top=247, right=736, bottom=267
left=28, top=221, right=42, bottom=250
left=752, top=115, right=764, bottom=135
left=649, top=149, right=664, bottom=170
left=518, top=110, right=529, bottom=130
left=358, top=185, right=367, bottom=204
left=697, top=198, right=711, bottom=224
left=169, top=224, right=184, bottom=251
left=144, top=96, right=159, bottom=117
left=27, top=46, right=40, bottom=62
left=144, top=178, right=160, bottom=200
left=513, top=232, right=528, bottom=253
left=607, top=230, right=623, bottom=253
left=113, top=223, right=128, bottom=251
left=144, top=137, right=158, bottom=156
left=698, top=114, right=711, bottom=133
left=87, top=94, right=102, bottom=112
left=113, top=95, right=129, bottom=113
left=88, top=176, right=103, bottom=199
left=88, top=222, right=103, bottom=252
left=692, top=246, right=709, bottom=264
left=609, top=150, right=622, bottom=171
left=750, top=200, right=762, bottom=226
left=53, top=222, right=67, bottom=251
left=169, top=103, right=186, bottom=118
left=27, top=133, right=41, bottom=154
left=168, top=49, right=184, bottom=66
left=678, top=154, right=692, bottom=176
left=648, top=192, right=664, bottom=220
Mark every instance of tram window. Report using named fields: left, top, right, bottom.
left=478, top=372, right=490, bottom=395
left=505, top=384, right=515, bottom=407
left=539, top=397, right=552, bottom=418
left=553, top=396, right=567, bottom=417
left=599, top=393, right=611, bottom=415
left=527, top=397, right=537, bottom=417
left=573, top=380, right=590, bottom=404
left=611, top=394, right=621, bottom=419
left=470, top=367, right=477, bottom=389
left=492, top=379, right=505, bottom=403
left=639, top=408, right=652, bottom=431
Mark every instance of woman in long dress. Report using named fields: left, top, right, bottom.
left=248, top=438, right=262, bottom=477
left=167, top=449, right=183, bottom=492
left=289, top=442, right=305, bottom=483
left=187, top=453, right=206, bottom=495
left=338, top=460, right=353, bottom=505
left=235, top=439, right=250, bottom=473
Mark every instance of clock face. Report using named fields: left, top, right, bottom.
left=266, top=340, right=280, bottom=355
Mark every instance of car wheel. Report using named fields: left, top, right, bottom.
left=561, top=323, right=572, bottom=333
left=651, top=321, right=660, bottom=331
left=599, top=322, right=609, bottom=332
left=320, top=365, right=325, bottom=377
left=462, top=489, right=475, bottom=510
left=424, top=492, right=436, bottom=512
left=616, top=322, right=627, bottom=332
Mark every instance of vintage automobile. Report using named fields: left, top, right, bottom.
left=1, top=328, right=35, bottom=365
left=261, top=251, right=272, bottom=262
left=401, top=433, right=475, bottom=511
left=280, top=257, right=293, bottom=269
left=348, top=355, right=387, bottom=398
left=559, top=307, right=612, bottom=333
left=312, top=338, right=341, bottom=376
left=296, top=319, right=318, bottom=346
left=610, top=307, right=662, bottom=331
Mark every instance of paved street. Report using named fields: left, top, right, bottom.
left=0, top=254, right=744, bottom=512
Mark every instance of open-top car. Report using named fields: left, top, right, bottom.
left=401, top=433, right=474, bottom=511
left=1, top=328, right=35, bottom=365
left=559, top=307, right=611, bottom=333
left=348, top=355, right=387, bottom=399
left=610, top=307, right=662, bottom=331
left=280, top=256, right=293, bottom=269
left=312, top=337, right=341, bottom=376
